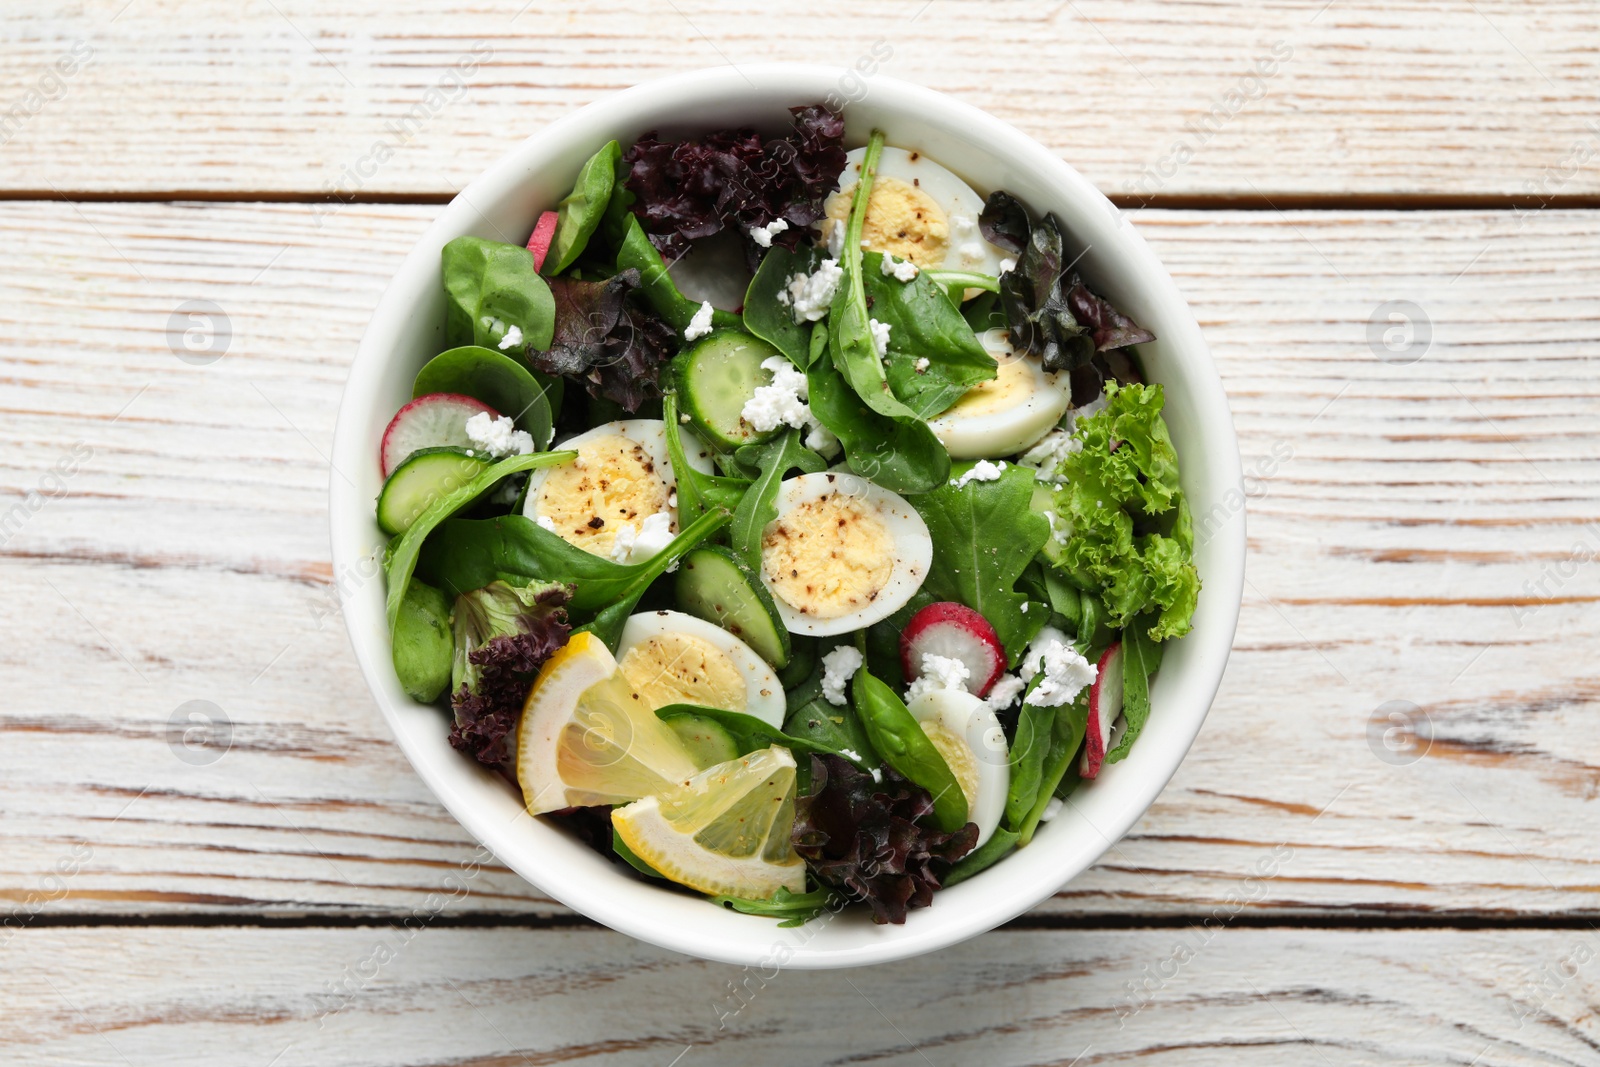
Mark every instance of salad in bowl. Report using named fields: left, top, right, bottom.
left=373, top=106, right=1199, bottom=928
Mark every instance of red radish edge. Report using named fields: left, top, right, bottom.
left=1080, top=641, right=1124, bottom=780
left=527, top=211, right=559, bottom=272
left=379, top=392, right=499, bottom=477
left=900, top=602, right=1006, bottom=697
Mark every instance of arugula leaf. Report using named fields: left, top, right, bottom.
left=861, top=252, right=997, bottom=419
left=904, top=463, right=1050, bottom=663
left=1106, top=618, right=1164, bottom=763
left=654, top=703, right=853, bottom=761
left=1051, top=382, right=1200, bottom=641
left=441, top=236, right=556, bottom=351
left=710, top=885, right=835, bottom=926
left=616, top=215, right=741, bottom=333
left=742, top=243, right=821, bottom=368
left=414, top=506, right=730, bottom=624
left=729, top=430, right=826, bottom=571
left=546, top=140, right=621, bottom=276
left=806, top=351, right=950, bottom=495
left=662, top=392, right=751, bottom=526
left=384, top=451, right=576, bottom=632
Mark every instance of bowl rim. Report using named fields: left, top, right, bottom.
left=331, top=62, right=1245, bottom=969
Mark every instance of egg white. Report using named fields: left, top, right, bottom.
left=906, top=687, right=1010, bottom=848
left=523, top=419, right=715, bottom=542
left=760, top=471, right=932, bottom=637
left=828, top=145, right=1011, bottom=277
left=615, top=610, right=786, bottom=728
left=928, top=329, right=1072, bottom=460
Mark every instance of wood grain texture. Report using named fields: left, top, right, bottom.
left=2, top=1, right=1599, bottom=200
left=2, top=199, right=1596, bottom=922
left=7, top=926, right=1600, bottom=1066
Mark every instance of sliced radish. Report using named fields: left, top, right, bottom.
left=900, top=602, right=1005, bottom=697
left=380, top=392, right=499, bottom=476
left=1080, top=641, right=1124, bottom=779
left=527, top=211, right=559, bottom=272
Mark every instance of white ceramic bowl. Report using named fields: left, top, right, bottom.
left=331, top=64, right=1245, bottom=969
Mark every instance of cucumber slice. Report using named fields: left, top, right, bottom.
left=663, top=713, right=741, bottom=770
left=675, top=545, right=792, bottom=669
left=675, top=329, right=784, bottom=449
left=377, top=446, right=491, bottom=536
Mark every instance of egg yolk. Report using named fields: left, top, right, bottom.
left=762, top=492, right=894, bottom=620
left=618, top=633, right=748, bottom=713
left=941, top=355, right=1037, bottom=418
left=536, top=434, right=670, bottom=557
left=824, top=176, right=950, bottom=267
left=921, top=720, right=980, bottom=812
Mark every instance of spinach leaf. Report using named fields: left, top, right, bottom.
left=546, top=140, right=621, bottom=276
left=1106, top=618, right=1164, bottom=763
left=962, top=291, right=1008, bottom=333
left=729, top=430, right=826, bottom=570
left=384, top=451, right=576, bottom=632
left=905, top=463, right=1051, bottom=663
left=654, top=704, right=851, bottom=761
left=862, top=251, right=996, bottom=419
left=662, top=392, right=751, bottom=526
left=743, top=244, right=821, bottom=368
left=1017, top=694, right=1089, bottom=846
left=413, top=345, right=556, bottom=450
left=616, top=215, right=741, bottom=333
left=1004, top=698, right=1051, bottom=830
left=943, top=825, right=1020, bottom=887
left=441, top=236, right=556, bottom=351
left=390, top=578, right=454, bottom=702
left=415, top=506, right=730, bottom=623
left=806, top=352, right=949, bottom=495
left=710, top=885, right=835, bottom=926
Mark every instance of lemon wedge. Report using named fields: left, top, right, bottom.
left=611, top=746, right=807, bottom=899
left=516, top=631, right=701, bottom=815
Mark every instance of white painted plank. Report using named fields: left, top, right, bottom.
left=1, top=201, right=1597, bottom=922
left=6, top=926, right=1600, bottom=1066
left=1, top=1, right=1598, bottom=198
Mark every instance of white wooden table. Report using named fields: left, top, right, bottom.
left=4, top=3, right=1599, bottom=1064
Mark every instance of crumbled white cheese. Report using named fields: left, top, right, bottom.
left=869, top=766, right=883, bottom=783
left=880, top=252, right=919, bottom=282
left=913, top=357, right=930, bottom=373
left=785, top=259, right=843, bottom=323
left=1019, top=627, right=1097, bottom=708
left=463, top=412, right=534, bottom=458
left=748, top=218, right=789, bottom=248
left=999, top=257, right=1017, bottom=275
left=535, top=514, right=557, bottom=533
left=904, top=652, right=972, bottom=705
left=1042, top=509, right=1070, bottom=545
left=740, top=357, right=841, bottom=459
left=1019, top=428, right=1083, bottom=474
left=826, top=220, right=845, bottom=258
left=667, top=488, right=678, bottom=510
left=1020, top=602, right=1029, bottom=613
left=984, top=672, right=1026, bottom=713
left=952, top=459, right=1006, bottom=488
left=609, top=521, right=637, bottom=562
left=820, top=645, right=864, bottom=707
left=948, top=213, right=987, bottom=266
left=497, top=324, right=523, bottom=350
left=684, top=301, right=716, bottom=342
left=868, top=318, right=891, bottom=358
left=1040, top=796, right=1064, bottom=822
left=634, top=511, right=677, bottom=566
left=839, top=747, right=862, bottom=762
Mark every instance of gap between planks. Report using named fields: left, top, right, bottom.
left=6, top=190, right=1600, bottom=212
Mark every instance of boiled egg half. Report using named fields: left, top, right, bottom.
left=759, top=471, right=931, bottom=636
left=523, top=419, right=714, bottom=560
left=906, top=687, right=1010, bottom=848
left=614, top=610, right=786, bottom=728
left=928, top=329, right=1072, bottom=460
left=822, top=146, right=1011, bottom=277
